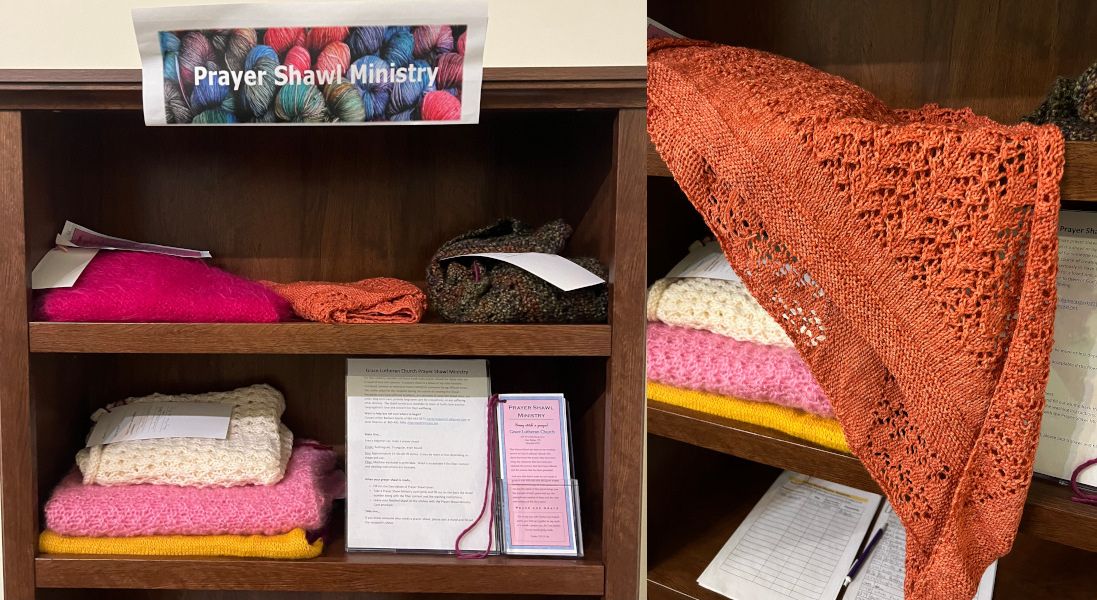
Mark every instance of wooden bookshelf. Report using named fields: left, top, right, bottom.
left=648, top=140, right=1097, bottom=201
left=0, top=66, right=646, bottom=600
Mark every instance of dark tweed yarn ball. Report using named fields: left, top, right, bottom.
left=1025, top=61, right=1097, bottom=140
left=426, top=218, right=609, bottom=324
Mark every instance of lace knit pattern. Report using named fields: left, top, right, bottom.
left=647, top=322, right=831, bottom=416
left=48, top=443, right=341, bottom=537
left=76, top=384, right=292, bottom=487
left=39, top=528, right=323, bottom=559
left=648, top=277, right=794, bottom=347
left=649, top=39, right=1063, bottom=600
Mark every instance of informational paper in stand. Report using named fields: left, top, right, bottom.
left=345, top=358, right=494, bottom=553
left=697, top=471, right=882, bottom=600
left=1036, top=209, right=1097, bottom=486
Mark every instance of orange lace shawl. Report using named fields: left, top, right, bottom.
left=648, top=39, right=1064, bottom=599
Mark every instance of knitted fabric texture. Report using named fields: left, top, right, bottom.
left=649, top=39, right=1063, bottom=600
left=647, top=322, right=831, bottom=416
left=426, top=218, right=608, bottom=323
left=76, top=384, right=293, bottom=487
left=35, top=250, right=293, bottom=323
left=39, top=528, right=323, bottom=559
left=648, top=277, right=794, bottom=348
left=47, top=442, right=341, bottom=537
left=1025, top=60, right=1097, bottom=141
left=264, top=277, right=427, bottom=323
left=648, top=381, right=849, bottom=452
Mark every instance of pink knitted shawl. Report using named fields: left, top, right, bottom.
left=35, top=250, right=293, bottom=323
left=647, top=322, right=832, bottom=416
left=44, top=442, right=343, bottom=537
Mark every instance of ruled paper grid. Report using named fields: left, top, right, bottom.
left=697, top=471, right=882, bottom=600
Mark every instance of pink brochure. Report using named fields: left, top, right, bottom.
left=496, top=394, right=580, bottom=556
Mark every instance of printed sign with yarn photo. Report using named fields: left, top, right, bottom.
left=133, top=1, right=486, bottom=125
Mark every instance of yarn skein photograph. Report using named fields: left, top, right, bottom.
left=159, top=24, right=469, bottom=124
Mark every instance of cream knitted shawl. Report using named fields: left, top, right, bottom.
left=77, top=384, right=292, bottom=487
left=648, top=277, right=794, bottom=348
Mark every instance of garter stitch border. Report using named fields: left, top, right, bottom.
left=649, top=38, right=1062, bottom=600
left=39, top=528, right=323, bottom=559
left=648, top=381, right=849, bottom=452
left=77, top=384, right=292, bottom=488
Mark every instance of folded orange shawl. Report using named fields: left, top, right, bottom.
left=265, top=278, right=426, bottom=324
left=648, top=39, right=1063, bottom=600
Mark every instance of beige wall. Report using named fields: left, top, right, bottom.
left=0, top=0, right=646, bottom=68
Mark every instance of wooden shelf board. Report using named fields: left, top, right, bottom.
left=648, top=140, right=1097, bottom=201
left=35, top=548, right=605, bottom=594
left=648, top=400, right=1097, bottom=552
left=28, top=321, right=611, bottom=356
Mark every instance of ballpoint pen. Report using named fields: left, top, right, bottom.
left=843, top=523, right=888, bottom=588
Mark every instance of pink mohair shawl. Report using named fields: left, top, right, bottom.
left=35, top=250, right=293, bottom=323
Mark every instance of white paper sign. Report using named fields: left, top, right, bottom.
left=454, top=252, right=605, bottom=291
left=86, top=402, right=233, bottom=447
left=1036, top=210, right=1097, bottom=486
left=132, top=1, right=487, bottom=126
left=666, top=240, right=742, bottom=283
left=346, top=358, right=494, bottom=553
left=31, top=247, right=99, bottom=290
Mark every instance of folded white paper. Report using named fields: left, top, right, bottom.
left=454, top=252, right=605, bottom=291
left=31, top=247, right=99, bottom=290
left=665, top=240, right=742, bottom=283
left=86, top=402, right=233, bottom=447
left=57, top=221, right=211, bottom=258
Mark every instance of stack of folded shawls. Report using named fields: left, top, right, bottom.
left=646, top=265, right=848, bottom=451
left=39, top=384, right=343, bottom=559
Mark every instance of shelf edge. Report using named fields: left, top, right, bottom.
left=28, top=322, right=613, bottom=356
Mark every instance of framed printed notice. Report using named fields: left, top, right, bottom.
left=132, top=1, right=487, bottom=125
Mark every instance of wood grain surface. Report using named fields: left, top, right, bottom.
left=29, top=322, right=612, bottom=356
left=0, top=111, right=38, bottom=600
